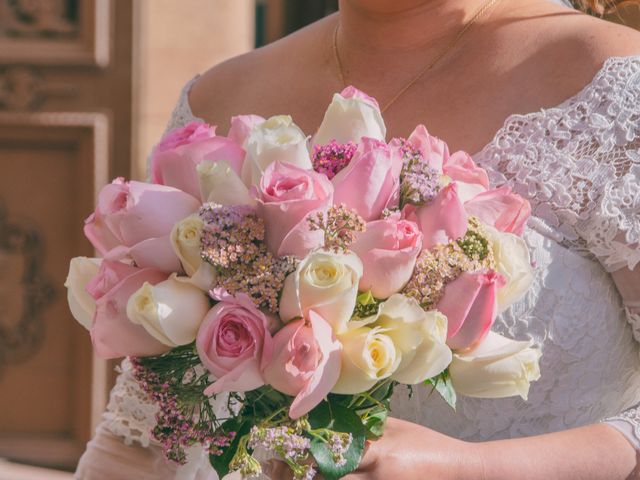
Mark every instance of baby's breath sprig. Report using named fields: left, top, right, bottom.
left=308, top=204, right=365, bottom=252
left=402, top=218, right=494, bottom=309
left=199, top=203, right=298, bottom=312
left=397, top=138, right=441, bottom=208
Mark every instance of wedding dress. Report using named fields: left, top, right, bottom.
left=74, top=54, right=640, bottom=479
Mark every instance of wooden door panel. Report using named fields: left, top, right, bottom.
left=0, top=114, right=109, bottom=469
left=0, top=0, right=132, bottom=473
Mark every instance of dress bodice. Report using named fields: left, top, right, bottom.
left=391, top=55, right=640, bottom=441
left=88, top=56, right=640, bottom=479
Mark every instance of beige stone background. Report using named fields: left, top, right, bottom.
left=131, top=0, right=255, bottom=180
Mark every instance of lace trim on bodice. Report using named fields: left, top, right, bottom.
left=475, top=55, right=640, bottom=273
left=163, top=75, right=203, bottom=135
left=103, top=359, right=158, bottom=447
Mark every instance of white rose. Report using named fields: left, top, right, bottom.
left=126, top=274, right=211, bottom=347
left=312, top=89, right=386, bottom=146
left=332, top=326, right=400, bottom=394
left=449, top=331, right=541, bottom=400
left=485, top=226, right=535, bottom=313
left=65, top=257, right=101, bottom=330
left=170, top=215, right=217, bottom=291
left=197, top=160, right=254, bottom=206
left=279, top=250, right=363, bottom=333
left=354, top=294, right=452, bottom=384
left=241, top=115, right=312, bottom=186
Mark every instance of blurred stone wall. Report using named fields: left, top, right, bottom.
left=131, top=0, right=255, bottom=180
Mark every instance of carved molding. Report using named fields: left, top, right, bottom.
left=0, top=201, right=56, bottom=373
left=0, top=66, right=77, bottom=110
left=0, top=111, right=110, bottom=186
left=0, top=0, right=78, bottom=38
left=0, top=0, right=111, bottom=67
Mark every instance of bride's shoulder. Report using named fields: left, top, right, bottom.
left=187, top=16, right=332, bottom=133
left=531, top=4, right=640, bottom=70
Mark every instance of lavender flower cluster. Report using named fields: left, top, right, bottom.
left=397, top=138, right=441, bottom=207
left=199, top=203, right=298, bottom=312
left=130, top=358, right=235, bottom=464
left=308, top=204, right=366, bottom=252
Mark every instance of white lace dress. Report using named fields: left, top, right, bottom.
left=75, top=55, right=640, bottom=479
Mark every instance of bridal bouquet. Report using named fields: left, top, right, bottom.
left=66, top=87, right=541, bottom=479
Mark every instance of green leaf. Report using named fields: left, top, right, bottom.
left=425, top=370, right=457, bottom=411
left=363, top=408, right=387, bottom=439
left=357, top=290, right=376, bottom=306
left=308, top=401, right=367, bottom=480
left=209, top=418, right=251, bottom=478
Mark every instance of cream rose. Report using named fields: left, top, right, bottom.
left=241, top=115, right=312, bottom=187
left=170, top=214, right=217, bottom=291
left=126, top=274, right=210, bottom=347
left=279, top=250, right=362, bottom=333
left=332, top=326, right=400, bottom=394
left=197, top=159, right=254, bottom=206
left=313, top=86, right=387, bottom=146
left=449, top=331, right=541, bottom=400
left=485, top=226, right=535, bottom=313
left=65, top=257, right=102, bottom=330
left=366, top=294, right=452, bottom=384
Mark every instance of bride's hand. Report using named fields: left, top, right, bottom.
left=266, top=417, right=482, bottom=480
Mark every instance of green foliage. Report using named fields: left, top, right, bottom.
left=425, top=370, right=457, bottom=411
left=362, top=407, right=388, bottom=439
left=352, top=290, right=382, bottom=319
left=209, top=418, right=251, bottom=479
left=308, top=401, right=367, bottom=480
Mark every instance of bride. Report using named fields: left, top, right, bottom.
left=76, top=0, right=640, bottom=478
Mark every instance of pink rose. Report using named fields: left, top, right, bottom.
left=436, top=270, right=506, bottom=351
left=464, top=186, right=531, bottom=235
left=155, top=121, right=215, bottom=151
left=263, top=311, right=342, bottom=419
left=84, top=179, right=200, bottom=272
left=151, top=123, right=245, bottom=201
left=351, top=215, right=422, bottom=298
left=227, top=114, right=265, bottom=146
left=332, top=137, right=399, bottom=221
left=340, top=85, right=380, bottom=109
left=442, top=151, right=489, bottom=203
left=405, top=182, right=468, bottom=250
left=87, top=260, right=169, bottom=358
left=395, top=125, right=450, bottom=172
left=197, top=291, right=273, bottom=395
left=255, top=161, right=333, bottom=257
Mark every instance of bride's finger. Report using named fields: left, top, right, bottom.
left=263, top=459, right=294, bottom=480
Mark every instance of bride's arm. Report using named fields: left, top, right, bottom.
left=475, top=422, right=638, bottom=479
left=74, top=360, right=178, bottom=479
left=269, top=418, right=637, bottom=480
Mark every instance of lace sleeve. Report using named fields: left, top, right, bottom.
left=161, top=75, right=203, bottom=136
left=145, top=75, right=204, bottom=180
left=102, top=358, right=159, bottom=447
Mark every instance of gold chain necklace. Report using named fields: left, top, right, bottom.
left=333, top=0, right=503, bottom=113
